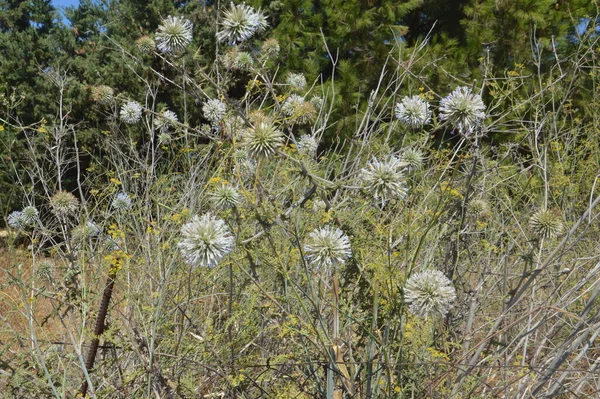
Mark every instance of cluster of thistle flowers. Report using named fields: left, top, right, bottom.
left=395, top=86, right=486, bottom=136
left=279, top=72, right=324, bottom=127
left=7, top=206, right=39, bottom=230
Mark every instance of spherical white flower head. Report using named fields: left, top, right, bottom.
left=286, top=72, right=307, bottom=92
left=112, top=192, right=132, bottom=211
left=296, top=134, right=318, bottom=158
left=203, top=98, right=227, bottom=124
left=8, top=211, right=25, bottom=230
left=469, top=199, right=490, bottom=218
left=120, top=101, right=143, bottom=124
left=135, top=35, right=156, bottom=54
left=395, top=95, right=431, bottom=128
left=73, top=220, right=101, bottom=240
left=155, top=109, right=178, bottom=131
left=158, top=132, right=172, bottom=144
left=178, top=213, right=235, bottom=267
left=281, top=94, right=305, bottom=117
left=21, top=206, right=39, bottom=226
left=217, top=3, right=267, bottom=45
left=404, top=269, right=456, bottom=318
left=261, top=38, right=280, bottom=57
left=439, top=86, right=486, bottom=135
left=360, top=156, right=408, bottom=207
left=310, top=96, right=324, bottom=110
left=530, top=209, right=563, bottom=239
left=91, top=85, right=114, bottom=105
left=211, top=183, right=241, bottom=209
left=401, top=148, right=425, bottom=170
left=304, top=225, right=351, bottom=271
left=155, top=15, right=193, bottom=53
left=243, top=122, right=284, bottom=159
left=51, top=191, right=80, bottom=216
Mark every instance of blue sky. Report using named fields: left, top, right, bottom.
left=52, top=0, right=80, bottom=8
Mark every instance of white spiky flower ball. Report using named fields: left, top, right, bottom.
left=360, top=156, right=408, bottom=207
left=21, top=206, right=39, bottom=226
left=296, top=134, right=318, bottom=158
left=261, top=38, right=280, bottom=57
left=217, top=3, right=267, bottom=45
left=211, top=182, right=242, bottom=209
left=281, top=94, right=305, bottom=117
left=72, top=221, right=101, bottom=241
left=304, top=225, right=351, bottom=271
left=404, top=269, right=456, bottom=318
left=395, top=95, right=431, bottom=128
left=439, top=86, right=486, bottom=135
left=91, top=85, right=114, bottom=105
left=203, top=98, right=227, bottom=124
left=310, top=96, right=324, bottom=110
left=7, top=211, right=25, bottom=230
left=155, top=109, right=178, bottom=131
left=178, top=213, right=235, bottom=268
left=158, top=132, right=172, bottom=144
left=112, top=192, right=133, bottom=211
left=51, top=191, right=80, bottom=216
left=243, top=122, right=284, bottom=159
left=120, top=101, right=143, bottom=124
left=530, top=209, right=563, bottom=239
left=155, top=15, right=193, bottom=53
left=469, top=199, right=490, bottom=218
left=286, top=72, right=307, bottom=92
left=135, top=35, right=156, bottom=54
left=401, top=148, right=425, bottom=170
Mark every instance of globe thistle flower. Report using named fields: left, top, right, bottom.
left=297, top=134, right=319, bottom=158
left=51, top=191, right=79, bottom=216
left=530, top=209, right=563, bottom=239
left=395, top=95, right=431, bottom=128
left=281, top=94, right=305, bottom=116
left=91, top=85, right=114, bottom=105
left=217, top=3, right=267, bottom=45
left=292, top=101, right=317, bottom=124
left=135, top=35, right=156, bottom=54
left=261, top=38, right=280, bottom=57
left=439, top=86, right=486, bottom=135
left=401, top=148, right=425, bottom=170
left=112, top=192, right=133, bottom=211
left=312, top=199, right=327, bottom=214
left=404, top=269, right=456, bottom=318
left=72, top=221, right=101, bottom=240
left=155, top=15, right=193, bottom=53
left=211, top=182, right=242, bottom=209
left=286, top=72, right=307, bottom=92
left=469, top=199, right=490, bottom=218
left=203, top=98, right=227, bottom=124
left=178, top=213, right=235, bottom=268
left=304, top=225, right=352, bottom=271
left=224, top=116, right=246, bottom=139
left=7, top=211, right=25, bottom=230
left=154, top=109, right=178, bottom=131
left=235, top=52, right=254, bottom=70
left=233, top=158, right=257, bottom=182
left=158, top=132, right=172, bottom=145
left=360, top=156, right=408, bottom=207
left=21, top=206, right=39, bottom=226
left=120, top=101, right=143, bottom=124
left=310, top=96, right=324, bottom=110
left=243, top=122, right=284, bottom=159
